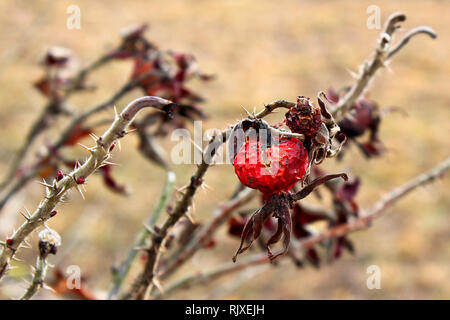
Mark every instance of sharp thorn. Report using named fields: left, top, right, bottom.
left=43, top=283, right=56, bottom=293
left=12, top=256, right=24, bottom=262
left=185, top=210, right=195, bottom=224
left=152, top=278, right=165, bottom=296
left=76, top=185, right=85, bottom=200
left=78, top=143, right=96, bottom=153
left=143, top=223, right=157, bottom=235
left=38, top=180, right=53, bottom=188
left=102, top=161, right=120, bottom=166
left=114, top=105, right=121, bottom=119
left=125, top=128, right=137, bottom=135
left=133, top=245, right=151, bottom=251
left=240, top=105, right=252, bottom=117
left=19, top=211, right=30, bottom=221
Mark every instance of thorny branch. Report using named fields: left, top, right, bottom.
left=153, top=157, right=450, bottom=298
left=0, top=96, right=172, bottom=281
left=332, top=12, right=437, bottom=118
left=20, top=255, right=50, bottom=300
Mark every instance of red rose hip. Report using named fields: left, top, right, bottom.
left=233, top=137, right=309, bottom=195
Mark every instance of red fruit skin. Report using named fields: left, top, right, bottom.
left=234, top=137, right=308, bottom=195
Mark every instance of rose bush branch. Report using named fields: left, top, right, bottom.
left=332, top=12, right=437, bottom=118
left=0, top=96, right=172, bottom=281
left=20, top=253, right=50, bottom=300
left=387, top=26, right=437, bottom=59
left=154, top=157, right=449, bottom=298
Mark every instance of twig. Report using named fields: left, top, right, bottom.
left=207, top=263, right=271, bottom=299
left=20, top=255, right=50, bottom=300
left=387, top=26, right=437, bottom=59
left=154, top=156, right=449, bottom=298
left=332, top=12, right=436, bottom=118
left=107, top=171, right=176, bottom=299
left=254, top=100, right=295, bottom=119
left=0, top=96, right=172, bottom=281
left=270, top=128, right=305, bottom=141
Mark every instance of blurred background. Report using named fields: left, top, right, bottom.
left=0, top=0, right=449, bottom=299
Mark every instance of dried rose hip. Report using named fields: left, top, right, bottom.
left=233, top=137, right=308, bottom=195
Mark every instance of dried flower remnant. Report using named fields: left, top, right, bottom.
left=290, top=204, right=328, bottom=267
left=34, top=46, right=91, bottom=99
left=99, top=164, right=128, bottom=195
left=283, top=94, right=346, bottom=165
left=109, top=23, right=156, bottom=59
left=328, top=88, right=386, bottom=158
left=63, top=124, right=94, bottom=147
left=38, top=228, right=61, bottom=257
left=285, top=96, right=322, bottom=137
